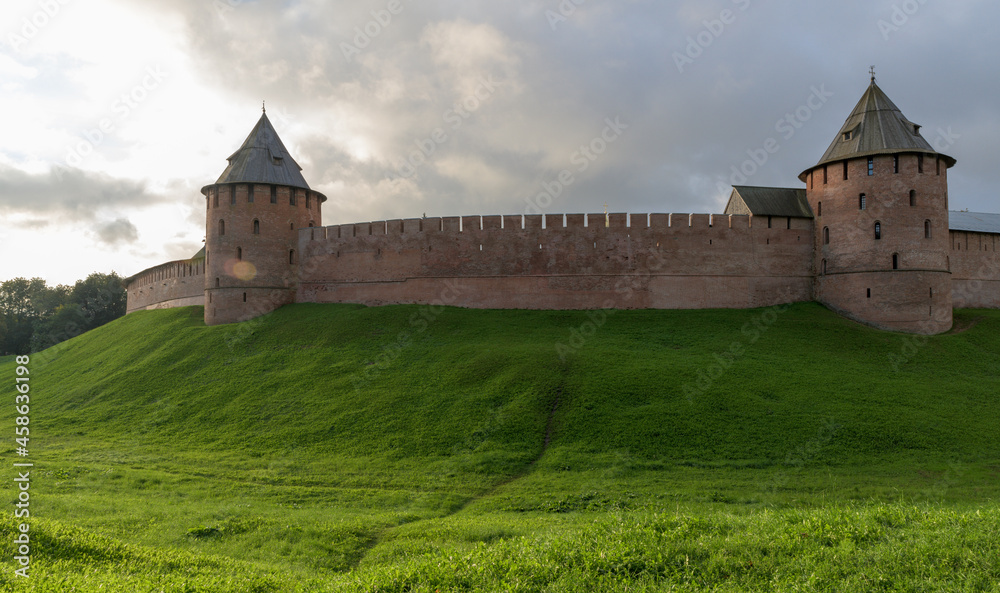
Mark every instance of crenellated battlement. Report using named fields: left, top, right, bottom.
left=126, top=255, right=205, bottom=288
left=125, top=254, right=206, bottom=314
left=305, top=212, right=812, bottom=241
left=295, top=212, right=816, bottom=312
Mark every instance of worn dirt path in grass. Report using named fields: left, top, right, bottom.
left=351, top=382, right=565, bottom=570
left=947, top=316, right=985, bottom=335
left=456, top=384, right=563, bottom=507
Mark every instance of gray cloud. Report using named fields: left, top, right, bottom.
left=0, top=165, right=165, bottom=220
left=134, top=1, right=1000, bottom=219
left=20, top=219, right=50, bottom=229
left=92, top=218, right=139, bottom=246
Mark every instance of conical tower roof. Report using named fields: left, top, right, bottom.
left=212, top=111, right=311, bottom=189
left=800, top=78, right=955, bottom=180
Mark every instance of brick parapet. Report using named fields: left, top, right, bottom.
left=125, top=257, right=206, bottom=314
left=296, top=212, right=815, bottom=310
left=950, top=230, right=1000, bottom=308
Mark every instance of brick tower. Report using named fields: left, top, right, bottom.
left=800, top=75, right=955, bottom=334
left=202, top=108, right=326, bottom=326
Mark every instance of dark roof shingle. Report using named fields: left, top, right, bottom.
left=725, top=186, right=813, bottom=218
left=800, top=80, right=956, bottom=180
left=212, top=112, right=311, bottom=189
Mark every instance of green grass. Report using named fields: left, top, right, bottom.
left=2, top=303, right=999, bottom=590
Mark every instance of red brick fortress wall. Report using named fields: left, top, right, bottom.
left=297, top=213, right=815, bottom=311
left=125, top=258, right=206, bottom=313
left=950, top=230, right=1000, bottom=308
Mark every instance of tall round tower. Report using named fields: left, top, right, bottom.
left=202, top=109, right=326, bottom=326
left=800, top=76, right=955, bottom=334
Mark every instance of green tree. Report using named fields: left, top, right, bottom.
left=30, top=303, right=87, bottom=352
left=0, top=277, right=46, bottom=355
left=34, top=283, right=72, bottom=318
left=70, top=272, right=126, bottom=330
left=0, top=272, right=126, bottom=354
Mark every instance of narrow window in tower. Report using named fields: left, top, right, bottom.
left=874, top=221, right=881, bottom=240
left=767, top=216, right=772, bottom=229
left=219, top=219, right=225, bottom=236
left=248, top=185, right=254, bottom=203
left=894, top=155, right=899, bottom=173
left=930, top=287, right=933, bottom=299
left=910, top=190, right=916, bottom=207
left=253, top=219, right=260, bottom=234
left=818, top=202, right=822, bottom=216
left=209, top=293, right=212, bottom=304
left=823, top=166, right=828, bottom=184
left=230, top=186, right=236, bottom=205
left=868, top=157, right=874, bottom=176
left=243, top=292, right=247, bottom=303
left=306, top=194, right=311, bottom=209
left=270, top=186, right=277, bottom=204
left=786, top=217, right=791, bottom=230
left=289, top=189, right=297, bottom=206
left=822, top=259, right=827, bottom=274
left=289, top=249, right=295, bottom=264
left=216, top=278, right=220, bottom=288
left=925, top=220, right=931, bottom=239
left=213, top=188, right=219, bottom=208
left=892, top=253, right=899, bottom=269
left=843, top=161, right=848, bottom=180
left=237, top=247, right=242, bottom=260
left=823, top=226, right=829, bottom=245
left=936, top=158, right=941, bottom=175
left=859, top=193, right=866, bottom=210
left=918, top=154, right=924, bottom=173
left=289, top=222, right=294, bottom=230
left=867, top=288, right=871, bottom=299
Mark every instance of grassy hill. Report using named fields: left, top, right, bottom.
left=3, top=303, right=999, bottom=591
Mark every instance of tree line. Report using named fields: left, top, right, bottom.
left=0, top=273, right=127, bottom=355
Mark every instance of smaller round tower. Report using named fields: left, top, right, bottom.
left=800, top=76, right=955, bottom=334
left=202, top=109, right=326, bottom=326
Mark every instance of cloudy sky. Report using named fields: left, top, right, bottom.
left=2, top=0, right=997, bottom=285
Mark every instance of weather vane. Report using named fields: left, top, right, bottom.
left=870, top=65, right=876, bottom=83
left=262, top=100, right=266, bottom=114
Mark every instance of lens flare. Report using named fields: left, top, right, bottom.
left=232, top=261, right=257, bottom=281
